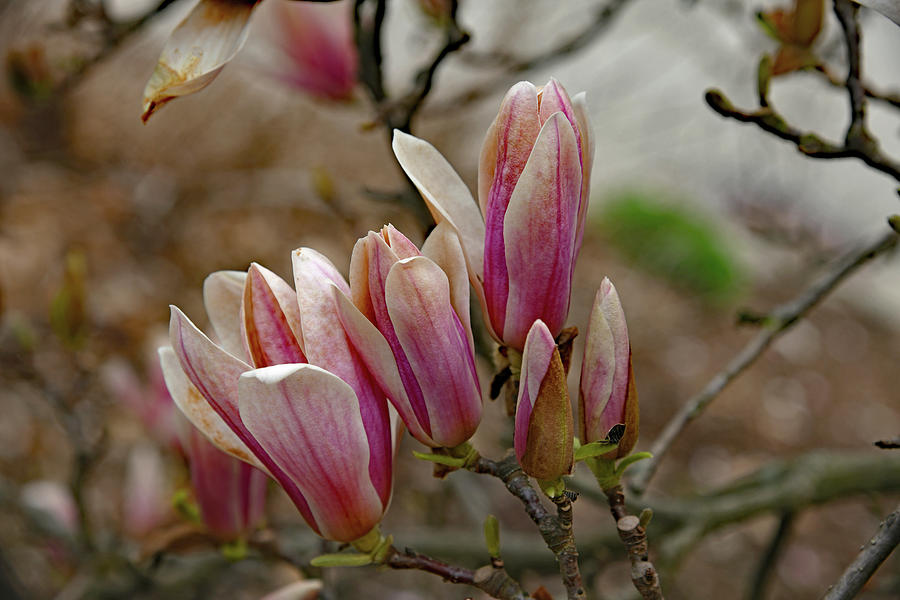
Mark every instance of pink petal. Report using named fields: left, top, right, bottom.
left=292, top=248, right=393, bottom=505
left=160, top=345, right=265, bottom=471
left=385, top=257, right=482, bottom=447
left=421, top=222, right=473, bottom=348
left=514, top=320, right=557, bottom=463
left=243, top=263, right=306, bottom=367
left=239, top=364, right=387, bottom=542
left=332, top=287, right=433, bottom=445
left=168, top=307, right=317, bottom=529
left=203, top=270, right=248, bottom=360
left=502, top=112, right=582, bottom=349
left=579, top=278, right=630, bottom=441
left=391, top=131, right=485, bottom=289
left=571, top=91, right=595, bottom=257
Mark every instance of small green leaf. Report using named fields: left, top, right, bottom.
left=221, top=538, right=248, bottom=562
left=412, top=450, right=466, bottom=467
left=483, top=515, right=501, bottom=559
left=615, top=452, right=653, bottom=477
left=310, top=553, right=374, bottom=567
left=537, top=477, right=567, bottom=499
left=638, top=508, right=653, bottom=529
left=586, top=456, right=619, bottom=490
left=574, top=441, right=618, bottom=461
left=172, top=488, right=200, bottom=524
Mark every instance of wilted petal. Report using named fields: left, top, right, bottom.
left=385, top=257, right=482, bottom=447
left=514, top=320, right=573, bottom=480
left=502, top=112, right=582, bottom=349
left=243, top=263, right=306, bottom=367
left=391, top=130, right=485, bottom=286
left=142, top=0, right=261, bottom=122
left=203, top=270, right=248, bottom=359
left=239, top=364, right=386, bottom=542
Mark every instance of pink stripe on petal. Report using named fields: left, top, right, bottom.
left=385, top=257, right=482, bottom=448
left=292, top=249, right=393, bottom=505
left=502, top=113, right=582, bottom=349
left=421, top=222, right=473, bottom=349
left=168, top=307, right=318, bottom=530
left=243, top=264, right=306, bottom=367
left=514, top=320, right=556, bottom=462
left=332, top=287, right=433, bottom=445
left=239, top=364, right=387, bottom=542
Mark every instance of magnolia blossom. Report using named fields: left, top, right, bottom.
left=578, top=278, right=638, bottom=458
left=335, top=223, right=482, bottom=448
left=514, top=320, right=574, bottom=481
left=142, top=0, right=357, bottom=121
left=161, top=259, right=393, bottom=543
left=392, top=78, right=594, bottom=350
left=269, top=0, right=357, bottom=100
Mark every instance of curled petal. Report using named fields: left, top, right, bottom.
left=203, top=270, right=248, bottom=359
left=571, top=91, right=595, bottom=255
left=239, top=364, right=387, bottom=542
left=391, top=131, right=485, bottom=287
left=502, top=112, right=582, bottom=349
left=243, top=263, right=306, bottom=367
left=168, top=307, right=317, bottom=528
left=142, top=0, right=261, bottom=122
left=160, top=345, right=265, bottom=471
left=385, top=257, right=482, bottom=447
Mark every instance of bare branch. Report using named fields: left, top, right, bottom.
left=605, top=486, right=664, bottom=600
left=747, top=511, right=795, bottom=600
left=629, top=220, right=900, bottom=495
left=386, top=545, right=529, bottom=600
left=822, top=504, right=900, bottom=600
left=472, top=453, right=587, bottom=600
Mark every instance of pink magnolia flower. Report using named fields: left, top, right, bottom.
left=334, top=223, right=482, bottom=449
left=578, top=278, right=638, bottom=458
left=514, top=320, right=574, bottom=481
left=269, top=0, right=357, bottom=100
left=161, top=259, right=393, bottom=543
left=183, top=422, right=268, bottom=540
left=392, top=78, right=594, bottom=350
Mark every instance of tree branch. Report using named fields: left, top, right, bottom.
left=385, top=545, right=529, bottom=600
left=746, top=511, right=794, bottom=600
left=629, top=220, right=900, bottom=495
left=605, top=486, right=664, bottom=600
left=822, top=504, right=900, bottom=600
left=704, top=90, right=900, bottom=182
left=472, top=453, right=586, bottom=600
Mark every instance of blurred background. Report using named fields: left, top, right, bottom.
left=0, top=0, right=898, bottom=598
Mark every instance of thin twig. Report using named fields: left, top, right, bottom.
left=386, top=546, right=529, bottom=600
left=434, top=0, right=632, bottom=111
left=747, top=511, right=794, bottom=600
left=704, top=90, right=900, bottom=182
left=629, top=220, right=900, bottom=495
left=822, top=504, right=900, bottom=600
left=472, top=453, right=586, bottom=600
left=814, top=64, right=900, bottom=110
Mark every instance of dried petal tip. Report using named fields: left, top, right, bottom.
left=141, top=0, right=260, bottom=122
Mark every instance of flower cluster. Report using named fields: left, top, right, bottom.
left=161, top=78, right=639, bottom=545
